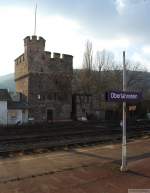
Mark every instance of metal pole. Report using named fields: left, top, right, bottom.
left=120, top=51, right=128, bottom=172
left=34, top=2, right=37, bottom=35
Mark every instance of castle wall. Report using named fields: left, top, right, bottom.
left=15, top=77, right=28, bottom=101
left=15, top=54, right=28, bottom=80
left=26, top=51, right=73, bottom=74
left=15, top=35, right=73, bottom=122
left=24, top=36, right=45, bottom=53
left=27, top=73, right=72, bottom=121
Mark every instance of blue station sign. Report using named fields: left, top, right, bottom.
left=106, top=91, right=142, bottom=102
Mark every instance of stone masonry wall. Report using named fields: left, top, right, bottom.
left=15, top=35, right=73, bottom=122
left=15, top=77, right=28, bottom=101
left=15, top=54, right=28, bottom=80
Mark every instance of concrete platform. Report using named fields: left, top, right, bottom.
left=0, top=137, right=149, bottom=192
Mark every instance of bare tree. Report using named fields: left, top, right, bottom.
left=93, top=50, right=118, bottom=94
left=93, top=50, right=115, bottom=71
left=80, top=40, right=95, bottom=93
left=102, top=61, right=147, bottom=92
left=82, top=40, right=93, bottom=71
left=77, top=40, right=148, bottom=102
left=125, top=60, right=147, bottom=90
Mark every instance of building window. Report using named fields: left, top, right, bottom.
left=37, top=94, right=41, bottom=100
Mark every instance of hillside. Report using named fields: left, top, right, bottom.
left=0, top=73, right=15, bottom=91
left=1, top=70, right=150, bottom=95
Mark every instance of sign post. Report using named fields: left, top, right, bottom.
left=120, top=51, right=128, bottom=172
left=106, top=91, right=142, bottom=102
left=105, top=52, right=142, bottom=172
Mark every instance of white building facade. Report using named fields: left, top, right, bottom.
left=7, top=109, right=28, bottom=125
left=0, top=101, right=7, bottom=125
left=0, top=89, right=28, bottom=125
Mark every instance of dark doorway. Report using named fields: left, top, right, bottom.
left=47, top=109, right=53, bottom=121
left=72, top=94, right=77, bottom=120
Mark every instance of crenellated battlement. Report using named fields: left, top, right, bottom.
left=24, top=36, right=45, bottom=53
left=24, top=35, right=45, bottom=45
left=23, top=35, right=72, bottom=63
left=15, top=52, right=73, bottom=65
left=62, top=54, right=73, bottom=62
left=45, top=51, right=51, bottom=58
left=15, top=34, right=73, bottom=122
left=45, top=52, right=73, bottom=63
left=15, top=35, right=73, bottom=82
left=52, top=53, right=73, bottom=62
left=53, top=52, right=60, bottom=59
left=15, top=54, right=25, bottom=65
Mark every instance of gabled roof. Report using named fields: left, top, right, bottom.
left=0, top=89, right=11, bottom=101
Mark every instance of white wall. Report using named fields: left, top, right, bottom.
left=7, top=109, right=28, bottom=125
left=22, top=110, right=28, bottom=123
left=0, top=101, right=7, bottom=125
left=7, top=109, right=22, bottom=125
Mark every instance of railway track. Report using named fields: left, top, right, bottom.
left=0, top=121, right=149, bottom=157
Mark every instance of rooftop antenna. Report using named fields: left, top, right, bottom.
left=34, top=1, right=37, bottom=35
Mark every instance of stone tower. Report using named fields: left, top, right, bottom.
left=15, top=35, right=73, bottom=121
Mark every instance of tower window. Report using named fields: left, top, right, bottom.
left=37, top=94, right=41, bottom=100
left=41, top=68, right=43, bottom=72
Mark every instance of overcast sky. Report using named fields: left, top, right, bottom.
left=0, top=0, right=150, bottom=76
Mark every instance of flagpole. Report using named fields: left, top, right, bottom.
left=34, top=2, right=37, bottom=35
